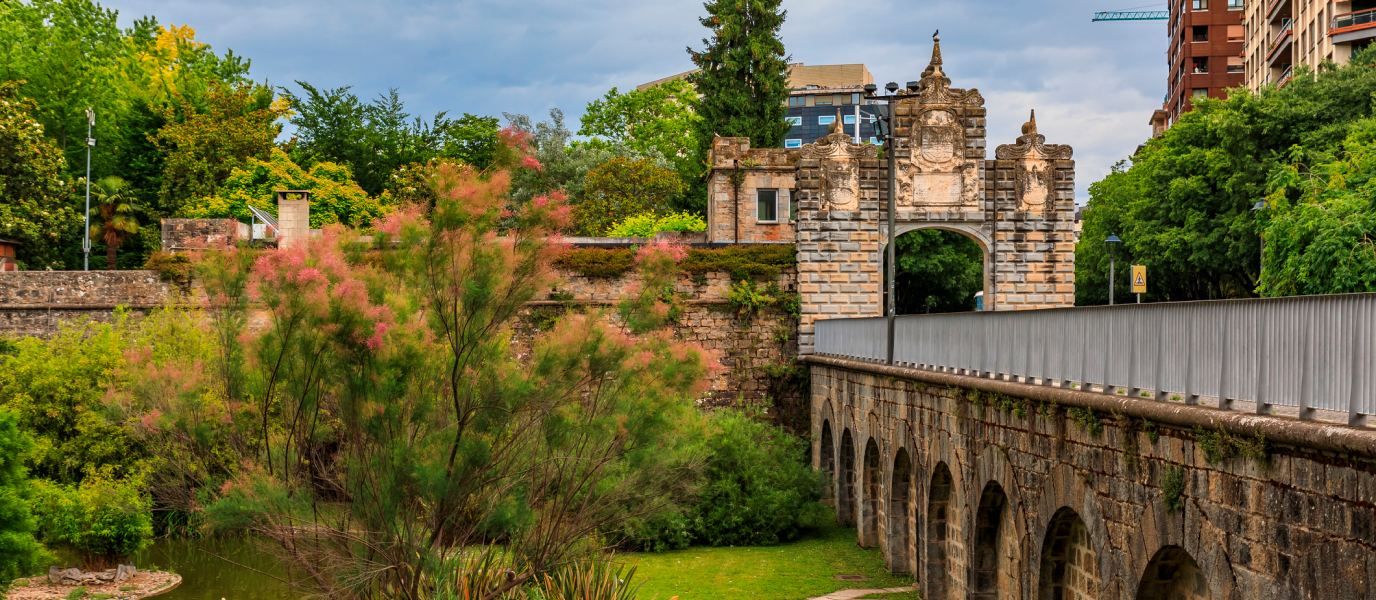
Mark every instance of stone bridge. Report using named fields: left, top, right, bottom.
left=805, top=355, right=1376, bottom=600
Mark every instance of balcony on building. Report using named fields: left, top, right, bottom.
left=1193, top=25, right=1209, bottom=43
left=1193, top=57, right=1210, bottom=74
left=1267, top=18, right=1295, bottom=67
left=1331, top=6, right=1376, bottom=46
left=1266, top=0, right=1292, bottom=25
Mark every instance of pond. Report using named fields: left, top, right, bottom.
left=52, top=536, right=297, bottom=600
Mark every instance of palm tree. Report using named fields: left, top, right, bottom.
left=89, top=176, right=140, bottom=270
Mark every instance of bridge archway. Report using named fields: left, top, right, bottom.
left=1136, top=546, right=1212, bottom=600
left=839, top=428, right=856, bottom=524
left=861, top=438, right=882, bottom=547
left=970, top=481, right=1013, bottom=600
left=1038, top=507, right=1100, bottom=600
left=882, top=224, right=992, bottom=314
left=925, top=462, right=955, bottom=599
left=887, top=448, right=913, bottom=572
left=820, top=421, right=836, bottom=507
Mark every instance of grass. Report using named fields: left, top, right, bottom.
left=119, top=586, right=138, bottom=591
left=858, top=592, right=921, bottom=600
left=64, top=587, right=87, bottom=600
left=622, top=524, right=914, bottom=600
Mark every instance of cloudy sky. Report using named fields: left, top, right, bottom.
left=112, top=0, right=1169, bottom=202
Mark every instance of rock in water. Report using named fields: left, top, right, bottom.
left=115, top=563, right=137, bottom=583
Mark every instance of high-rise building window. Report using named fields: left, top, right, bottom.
left=816, top=96, right=832, bottom=106
left=784, top=139, right=802, bottom=149
left=1193, top=57, right=1209, bottom=73
left=788, top=96, right=805, bottom=107
left=1227, top=0, right=1241, bottom=8
left=1193, top=25, right=1208, bottom=42
left=785, top=116, right=802, bottom=126
left=1192, top=0, right=1207, bottom=10
left=843, top=115, right=856, bottom=124
left=819, top=116, right=836, bottom=125
left=852, top=93, right=861, bottom=104
left=1193, top=88, right=1209, bottom=100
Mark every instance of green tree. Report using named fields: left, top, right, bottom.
left=1259, top=119, right=1376, bottom=295
left=89, top=176, right=140, bottom=270
left=281, top=82, right=502, bottom=195
left=151, top=82, right=283, bottom=216
left=0, top=407, right=49, bottom=595
left=30, top=476, right=153, bottom=570
left=577, top=158, right=686, bottom=236
left=578, top=79, right=702, bottom=191
left=1078, top=47, right=1376, bottom=305
left=684, top=0, right=791, bottom=212
left=0, top=80, right=80, bottom=270
left=892, top=229, right=984, bottom=314
left=184, top=147, right=389, bottom=228
left=505, top=109, right=669, bottom=211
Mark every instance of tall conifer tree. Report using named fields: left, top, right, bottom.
left=686, top=0, right=791, bottom=166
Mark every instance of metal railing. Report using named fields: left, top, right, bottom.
left=1333, top=7, right=1376, bottom=30
left=814, top=294, right=1376, bottom=426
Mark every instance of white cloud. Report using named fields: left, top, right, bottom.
left=113, top=0, right=1169, bottom=200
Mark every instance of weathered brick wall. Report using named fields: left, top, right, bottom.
left=812, top=361, right=1376, bottom=600
left=0, top=270, right=208, bottom=337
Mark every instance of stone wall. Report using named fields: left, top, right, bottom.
left=161, top=219, right=246, bottom=253
left=810, top=357, right=1376, bottom=600
left=706, top=137, right=800, bottom=244
left=0, top=270, right=204, bottom=337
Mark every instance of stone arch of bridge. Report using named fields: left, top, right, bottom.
left=970, top=445, right=1026, bottom=599
left=819, top=419, right=836, bottom=507
left=882, top=222, right=994, bottom=313
left=925, top=461, right=957, bottom=600
left=886, top=447, right=915, bottom=573
left=1136, top=546, right=1213, bottom=600
left=839, top=428, right=857, bottom=525
left=970, top=480, right=1014, bottom=600
left=1029, top=465, right=1114, bottom=598
left=1037, top=506, right=1099, bottom=600
left=1132, top=483, right=1238, bottom=600
left=861, top=437, right=883, bottom=547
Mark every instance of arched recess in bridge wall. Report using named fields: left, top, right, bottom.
left=925, top=462, right=956, bottom=600
left=839, top=428, right=857, bottom=525
left=861, top=437, right=882, bottom=547
left=1037, top=507, right=1099, bottom=600
left=884, top=223, right=994, bottom=312
left=887, top=448, right=914, bottom=573
left=819, top=420, right=836, bottom=507
left=1135, top=546, right=1212, bottom=600
left=1029, top=465, right=1114, bottom=599
left=1131, top=485, right=1239, bottom=600
left=970, top=444, right=1027, bottom=599
left=970, top=481, right=1016, bottom=600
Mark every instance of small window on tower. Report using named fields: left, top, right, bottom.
left=1192, top=0, right=1207, bottom=10
left=1193, top=25, right=1208, bottom=42
left=1193, top=57, right=1209, bottom=73
left=1193, top=88, right=1209, bottom=100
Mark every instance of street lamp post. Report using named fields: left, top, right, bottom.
left=83, top=108, right=95, bottom=271
left=864, top=80, right=907, bottom=365
left=1105, top=233, right=1122, bottom=305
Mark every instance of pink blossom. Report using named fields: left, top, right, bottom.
left=522, top=155, right=543, bottom=171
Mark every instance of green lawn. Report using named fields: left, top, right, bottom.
left=621, top=524, right=915, bottom=600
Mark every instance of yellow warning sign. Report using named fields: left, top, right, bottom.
left=1131, top=265, right=1147, bottom=293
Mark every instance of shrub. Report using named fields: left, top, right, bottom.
left=1161, top=466, right=1186, bottom=512
left=30, top=476, right=155, bottom=570
left=680, top=244, right=795, bottom=280
left=606, top=212, right=707, bottom=238
left=142, top=251, right=193, bottom=281
left=555, top=248, right=636, bottom=278
left=0, top=408, right=50, bottom=597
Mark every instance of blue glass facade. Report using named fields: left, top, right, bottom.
left=783, top=104, right=883, bottom=148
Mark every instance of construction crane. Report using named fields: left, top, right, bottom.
left=1092, top=10, right=1169, bottom=21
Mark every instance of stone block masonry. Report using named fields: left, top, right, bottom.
left=809, top=355, right=1376, bottom=600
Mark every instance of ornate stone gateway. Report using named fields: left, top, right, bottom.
left=707, top=35, right=1078, bottom=354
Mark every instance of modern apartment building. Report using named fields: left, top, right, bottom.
left=640, top=63, right=882, bottom=148
left=1165, top=0, right=1247, bottom=124
left=1242, top=0, right=1376, bottom=88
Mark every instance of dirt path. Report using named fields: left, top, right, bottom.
left=806, top=586, right=917, bottom=600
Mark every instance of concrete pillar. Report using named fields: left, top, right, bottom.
left=276, top=190, right=311, bottom=250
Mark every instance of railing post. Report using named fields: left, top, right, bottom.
left=1348, top=298, right=1369, bottom=427
left=1297, top=300, right=1315, bottom=421
left=1128, top=308, right=1142, bottom=398
left=886, top=315, right=895, bottom=366
left=1152, top=306, right=1166, bottom=401
left=1255, top=303, right=1271, bottom=415
left=1218, top=309, right=1233, bottom=411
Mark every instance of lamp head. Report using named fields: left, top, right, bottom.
left=1105, top=233, right=1122, bottom=244
left=863, top=83, right=878, bottom=94
left=906, top=81, right=920, bottom=91
left=885, top=81, right=899, bottom=93
left=85, top=108, right=94, bottom=126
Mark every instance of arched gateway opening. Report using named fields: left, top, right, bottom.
left=839, top=429, right=856, bottom=524
left=1038, top=507, right=1099, bottom=600
left=883, top=227, right=989, bottom=315
left=1137, top=546, right=1212, bottom=600
left=887, top=449, right=913, bottom=572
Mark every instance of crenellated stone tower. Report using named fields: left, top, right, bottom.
left=708, top=34, right=1077, bottom=354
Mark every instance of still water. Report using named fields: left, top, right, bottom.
left=127, top=536, right=295, bottom=600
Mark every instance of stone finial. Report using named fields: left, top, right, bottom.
left=923, top=31, right=944, bottom=79
left=1022, top=109, right=1038, bottom=136
left=828, top=108, right=843, bottom=135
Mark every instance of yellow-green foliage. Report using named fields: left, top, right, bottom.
left=606, top=212, right=707, bottom=238
left=185, top=148, right=390, bottom=229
